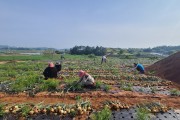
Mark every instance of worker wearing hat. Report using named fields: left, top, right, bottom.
left=78, top=70, right=95, bottom=88
left=43, top=62, right=58, bottom=80
left=55, top=61, right=62, bottom=72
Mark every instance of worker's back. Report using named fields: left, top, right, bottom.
left=137, top=64, right=144, bottom=71
left=43, top=67, right=58, bottom=79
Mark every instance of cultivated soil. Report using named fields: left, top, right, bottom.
left=0, top=55, right=180, bottom=119
left=146, top=51, right=180, bottom=84
left=0, top=89, right=180, bottom=110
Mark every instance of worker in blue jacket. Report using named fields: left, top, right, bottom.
left=132, top=63, right=145, bottom=74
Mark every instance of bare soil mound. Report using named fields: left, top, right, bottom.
left=146, top=51, right=180, bottom=84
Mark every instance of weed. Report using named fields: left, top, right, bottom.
left=151, top=87, right=157, bottom=93
left=170, top=89, right=180, bottom=96
left=73, top=84, right=83, bottom=91
left=122, top=86, right=133, bottom=91
left=148, top=70, right=156, bottom=75
left=104, top=84, right=111, bottom=92
left=120, top=82, right=133, bottom=91
left=40, top=79, right=59, bottom=91
left=0, top=103, right=5, bottom=117
left=64, top=77, right=78, bottom=84
left=75, top=95, right=81, bottom=101
left=69, top=110, right=77, bottom=118
left=136, top=107, right=151, bottom=120
left=90, top=106, right=112, bottom=120
left=139, top=88, right=144, bottom=92
left=66, top=81, right=83, bottom=91
left=95, top=81, right=102, bottom=89
left=21, top=105, right=31, bottom=117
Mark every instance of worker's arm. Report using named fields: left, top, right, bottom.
left=128, top=65, right=137, bottom=72
left=132, top=66, right=137, bottom=71
left=43, top=68, right=48, bottom=76
left=77, top=76, right=84, bottom=83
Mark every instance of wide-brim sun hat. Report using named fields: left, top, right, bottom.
left=48, top=62, right=54, bottom=67
left=78, top=70, right=85, bottom=77
left=56, top=61, right=61, bottom=65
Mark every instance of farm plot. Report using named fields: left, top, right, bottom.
left=0, top=57, right=180, bottom=120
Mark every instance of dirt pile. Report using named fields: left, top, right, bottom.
left=146, top=51, right=180, bottom=84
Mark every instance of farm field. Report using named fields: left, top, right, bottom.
left=0, top=54, right=180, bottom=120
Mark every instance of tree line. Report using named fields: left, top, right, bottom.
left=70, top=46, right=107, bottom=56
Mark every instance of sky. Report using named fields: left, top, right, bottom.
left=0, top=0, right=180, bottom=49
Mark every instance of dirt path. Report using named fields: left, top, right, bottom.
left=0, top=61, right=26, bottom=64
left=0, top=61, right=7, bottom=64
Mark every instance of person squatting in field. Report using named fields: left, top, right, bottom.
left=101, top=55, right=107, bottom=64
left=55, top=61, right=62, bottom=73
left=43, top=62, right=58, bottom=80
left=61, top=53, right=65, bottom=60
left=132, top=63, right=145, bottom=74
left=78, top=70, right=95, bottom=88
